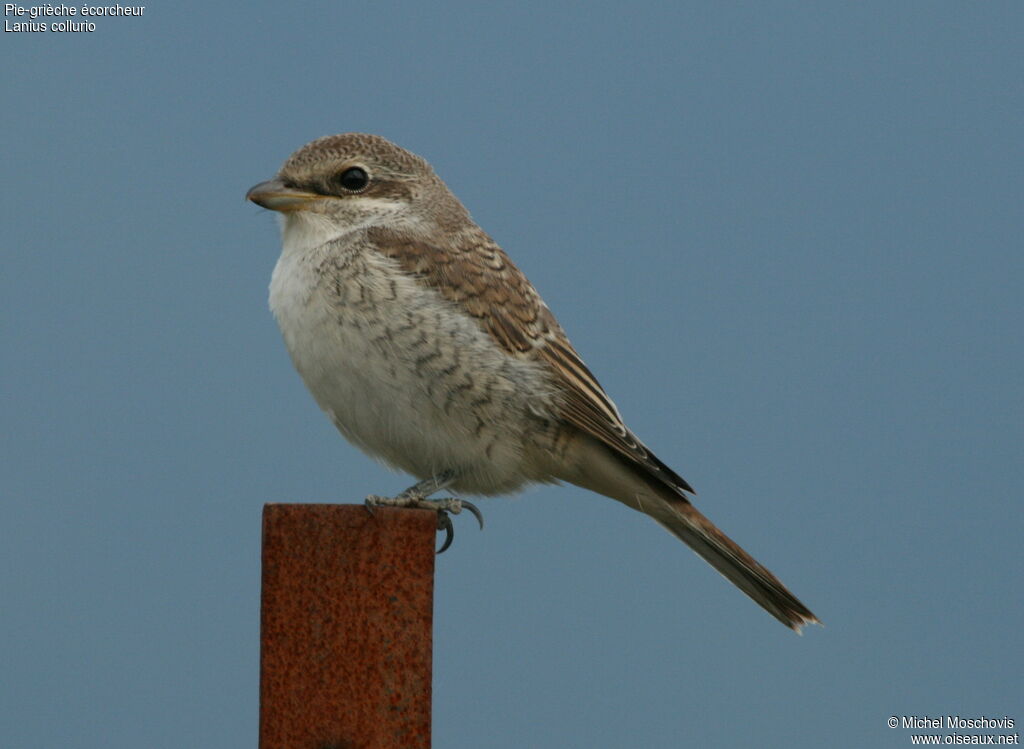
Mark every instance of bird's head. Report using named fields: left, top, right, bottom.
left=247, top=133, right=469, bottom=246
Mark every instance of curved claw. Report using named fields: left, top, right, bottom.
left=436, top=513, right=455, bottom=554
left=365, top=491, right=479, bottom=553
left=461, top=499, right=485, bottom=530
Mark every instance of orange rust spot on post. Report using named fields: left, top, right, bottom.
left=260, top=504, right=436, bottom=749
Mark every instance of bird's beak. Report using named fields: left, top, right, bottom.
left=246, top=179, right=323, bottom=212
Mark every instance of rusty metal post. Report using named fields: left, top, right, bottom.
left=260, top=504, right=436, bottom=749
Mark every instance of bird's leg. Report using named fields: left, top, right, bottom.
left=365, top=470, right=484, bottom=553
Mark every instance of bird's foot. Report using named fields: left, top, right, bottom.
left=364, top=494, right=484, bottom=554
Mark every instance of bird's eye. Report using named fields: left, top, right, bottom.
left=337, top=167, right=369, bottom=192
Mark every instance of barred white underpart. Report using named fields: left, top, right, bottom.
left=271, top=222, right=562, bottom=495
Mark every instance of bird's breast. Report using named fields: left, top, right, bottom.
left=268, top=234, right=560, bottom=494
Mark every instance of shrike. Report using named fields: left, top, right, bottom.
left=247, top=133, right=819, bottom=632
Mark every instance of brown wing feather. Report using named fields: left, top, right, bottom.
left=367, top=226, right=695, bottom=495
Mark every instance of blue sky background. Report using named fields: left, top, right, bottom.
left=4, top=2, right=1022, bottom=747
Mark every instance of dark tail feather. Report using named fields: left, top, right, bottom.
left=653, top=498, right=820, bottom=632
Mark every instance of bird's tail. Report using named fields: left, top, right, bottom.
left=554, top=435, right=819, bottom=631
left=649, top=494, right=819, bottom=632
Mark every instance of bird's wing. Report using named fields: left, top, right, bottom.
left=367, top=227, right=694, bottom=495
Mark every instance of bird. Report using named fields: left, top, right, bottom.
left=246, top=133, right=819, bottom=632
